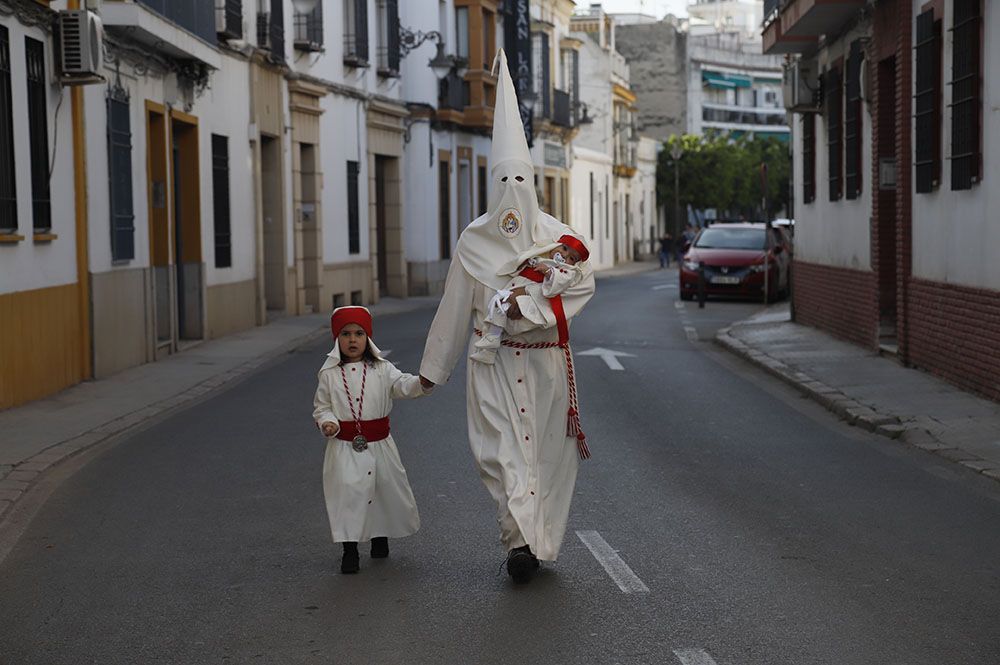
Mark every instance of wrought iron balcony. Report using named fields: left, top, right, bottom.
left=552, top=89, right=573, bottom=128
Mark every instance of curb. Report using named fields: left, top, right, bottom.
left=0, top=323, right=330, bottom=524
left=715, top=326, right=1000, bottom=484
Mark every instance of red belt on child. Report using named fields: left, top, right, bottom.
left=336, top=417, right=390, bottom=442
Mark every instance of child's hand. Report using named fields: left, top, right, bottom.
left=321, top=421, right=339, bottom=438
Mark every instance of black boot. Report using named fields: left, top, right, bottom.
left=341, top=542, right=360, bottom=574
left=370, top=537, right=389, bottom=559
left=506, top=545, right=536, bottom=584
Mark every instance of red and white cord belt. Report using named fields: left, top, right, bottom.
left=474, top=328, right=590, bottom=460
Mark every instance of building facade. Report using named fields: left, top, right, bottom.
left=767, top=0, right=999, bottom=401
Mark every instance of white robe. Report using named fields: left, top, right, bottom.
left=312, top=355, right=429, bottom=543
left=420, top=258, right=596, bottom=561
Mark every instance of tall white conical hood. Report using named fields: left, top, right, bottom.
left=490, top=49, right=533, bottom=170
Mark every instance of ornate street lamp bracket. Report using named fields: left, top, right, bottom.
left=399, top=27, right=443, bottom=58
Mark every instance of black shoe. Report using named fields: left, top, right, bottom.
left=370, top=537, right=389, bottom=559
left=341, top=542, right=360, bottom=574
left=506, top=546, right=536, bottom=584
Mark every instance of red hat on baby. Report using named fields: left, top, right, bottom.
left=330, top=306, right=373, bottom=338
left=558, top=234, right=590, bottom=262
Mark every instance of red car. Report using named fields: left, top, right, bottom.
left=679, top=223, right=791, bottom=301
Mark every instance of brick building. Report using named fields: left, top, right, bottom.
left=765, top=0, right=999, bottom=401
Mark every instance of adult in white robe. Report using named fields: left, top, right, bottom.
left=419, top=49, right=596, bottom=566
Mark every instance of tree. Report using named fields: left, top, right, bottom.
left=658, top=132, right=791, bottom=224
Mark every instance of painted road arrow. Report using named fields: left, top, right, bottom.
left=577, top=347, right=636, bottom=371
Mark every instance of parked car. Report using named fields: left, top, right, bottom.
left=679, top=223, right=791, bottom=302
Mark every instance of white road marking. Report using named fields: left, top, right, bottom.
left=684, top=326, right=699, bottom=342
left=674, top=301, right=686, bottom=310
left=652, top=283, right=677, bottom=290
left=578, top=347, right=635, bottom=371
left=575, top=530, right=649, bottom=593
left=673, top=649, right=719, bottom=665
left=380, top=349, right=392, bottom=357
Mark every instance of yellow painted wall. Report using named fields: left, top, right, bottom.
left=0, top=284, right=84, bottom=410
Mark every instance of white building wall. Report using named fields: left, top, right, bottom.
left=570, top=146, right=613, bottom=270
left=909, top=0, right=1000, bottom=291
left=0, top=17, right=78, bottom=295
left=320, top=94, right=369, bottom=264
left=791, top=109, right=873, bottom=271
left=83, top=54, right=255, bottom=283
left=635, top=136, right=661, bottom=256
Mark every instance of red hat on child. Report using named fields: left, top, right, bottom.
left=558, top=234, right=590, bottom=262
left=331, top=306, right=373, bottom=338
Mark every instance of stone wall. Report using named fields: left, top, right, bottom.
left=615, top=22, right=687, bottom=141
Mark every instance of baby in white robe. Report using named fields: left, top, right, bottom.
left=471, top=236, right=589, bottom=365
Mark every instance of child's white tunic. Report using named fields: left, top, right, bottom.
left=313, top=355, right=428, bottom=543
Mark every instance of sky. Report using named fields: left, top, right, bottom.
left=589, top=0, right=689, bottom=19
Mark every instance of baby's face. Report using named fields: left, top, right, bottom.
left=549, top=244, right=582, bottom=265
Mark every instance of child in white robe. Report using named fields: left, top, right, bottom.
left=312, top=306, right=433, bottom=574
left=470, top=234, right=590, bottom=365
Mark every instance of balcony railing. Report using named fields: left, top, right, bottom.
left=216, top=0, right=242, bottom=40
left=137, top=0, right=216, bottom=43
left=552, top=89, right=573, bottom=128
left=294, top=4, right=323, bottom=51
left=702, top=103, right=788, bottom=127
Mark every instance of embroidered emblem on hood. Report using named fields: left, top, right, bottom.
left=498, top=208, right=522, bottom=238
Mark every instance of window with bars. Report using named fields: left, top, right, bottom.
left=802, top=113, right=816, bottom=204
left=439, top=158, right=451, bottom=260
left=844, top=41, right=862, bottom=200
left=376, top=0, right=400, bottom=76
left=347, top=161, right=360, bottom=255
left=825, top=66, right=843, bottom=201
left=211, top=135, right=231, bottom=268
left=589, top=172, right=595, bottom=238
left=344, top=0, right=369, bottom=66
left=949, top=0, right=981, bottom=190
left=107, top=90, right=134, bottom=262
left=914, top=8, right=942, bottom=194
left=294, top=2, right=324, bottom=51
left=478, top=164, right=487, bottom=216
left=532, top=32, right=550, bottom=119
left=25, top=37, right=50, bottom=232
left=0, top=26, right=15, bottom=234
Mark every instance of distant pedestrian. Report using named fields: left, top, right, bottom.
left=658, top=234, right=673, bottom=268
left=312, top=306, right=434, bottom=574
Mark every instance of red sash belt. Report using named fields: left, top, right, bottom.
left=336, top=417, right=390, bottom=442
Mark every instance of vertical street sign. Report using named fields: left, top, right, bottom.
left=504, top=0, right=533, bottom=147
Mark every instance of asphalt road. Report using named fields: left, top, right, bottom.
left=2, top=268, right=999, bottom=665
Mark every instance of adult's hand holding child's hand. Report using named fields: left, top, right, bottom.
left=419, top=376, right=435, bottom=390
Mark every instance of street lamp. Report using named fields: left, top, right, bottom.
left=670, top=143, right=683, bottom=240
left=291, top=0, right=319, bottom=14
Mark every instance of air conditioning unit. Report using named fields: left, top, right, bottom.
left=782, top=59, right=820, bottom=113
left=57, top=10, right=104, bottom=85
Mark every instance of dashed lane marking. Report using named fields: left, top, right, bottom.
left=673, top=649, right=720, bottom=665
left=684, top=326, right=699, bottom=342
left=652, top=283, right=677, bottom=290
left=576, top=530, right=649, bottom=594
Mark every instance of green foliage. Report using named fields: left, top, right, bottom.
left=657, top=132, right=791, bottom=225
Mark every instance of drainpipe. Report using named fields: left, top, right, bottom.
left=68, top=0, right=92, bottom=379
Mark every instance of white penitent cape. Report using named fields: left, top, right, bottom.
left=312, top=341, right=430, bottom=543
left=421, top=211, right=596, bottom=561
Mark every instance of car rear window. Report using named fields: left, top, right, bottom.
left=694, top=227, right=766, bottom=250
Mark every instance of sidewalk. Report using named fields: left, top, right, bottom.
left=717, top=304, right=1000, bottom=483
left=0, top=296, right=440, bottom=521
left=595, top=258, right=660, bottom=278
